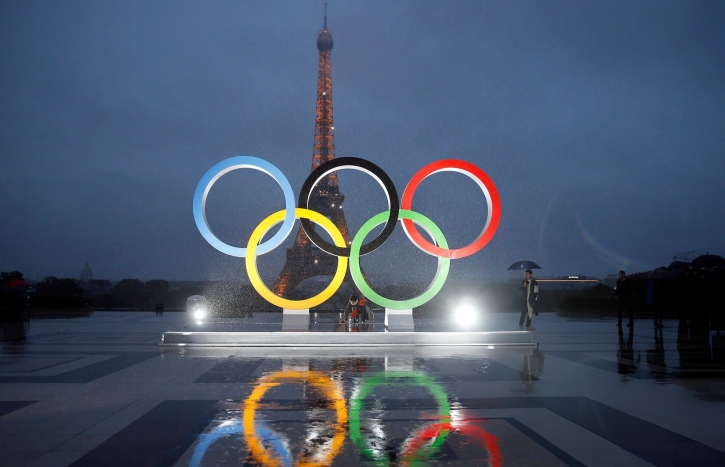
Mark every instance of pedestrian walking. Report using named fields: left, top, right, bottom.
left=519, top=269, right=539, bottom=328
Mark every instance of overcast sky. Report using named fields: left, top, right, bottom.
left=1, top=1, right=724, bottom=285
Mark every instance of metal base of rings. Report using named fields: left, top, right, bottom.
left=159, top=331, right=535, bottom=347
left=282, top=309, right=310, bottom=331
left=384, top=309, right=414, bottom=331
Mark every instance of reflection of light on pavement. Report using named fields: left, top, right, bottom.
left=243, top=370, right=347, bottom=467
left=303, top=407, right=335, bottom=464
left=349, top=370, right=451, bottom=464
left=402, top=418, right=502, bottom=467
left=450, top=407, right=464, bottom=424
left=347, top=382, right=385, bottom=459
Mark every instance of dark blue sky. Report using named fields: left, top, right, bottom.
left=1, top=1, right=724, bottom=284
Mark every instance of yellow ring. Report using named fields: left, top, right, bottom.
left=243, top=370, right=347, bottom=467
left=245, top=208, right=348, bottom=309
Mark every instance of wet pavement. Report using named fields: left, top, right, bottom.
left=1, top=311, right=724, bottom=466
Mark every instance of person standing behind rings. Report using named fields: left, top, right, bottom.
left=519, top=269, right=539, bottom=328
left=614, top=270, right=633, bottom=327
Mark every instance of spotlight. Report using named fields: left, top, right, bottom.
left=454, top=304, right=477, bottom=326
left=194, top=309, right=206, bottom=320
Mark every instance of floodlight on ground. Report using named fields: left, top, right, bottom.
left=454, top=304, right=477, bottom=326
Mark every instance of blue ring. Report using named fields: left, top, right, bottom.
left=192, top=156, right=296, bottom=257
left=189, top=420, right=292, bottom=467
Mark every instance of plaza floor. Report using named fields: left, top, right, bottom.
left=1, top=311, right=724, bottom=466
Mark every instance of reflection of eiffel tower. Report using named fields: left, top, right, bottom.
left=273, top=8, right=359, bottom=298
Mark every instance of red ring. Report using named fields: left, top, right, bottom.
left=401, top=159, right=501, bottom=259
left=402, top=422, right=502, bottom=467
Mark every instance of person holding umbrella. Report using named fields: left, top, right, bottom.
left=508, top=260, right=541, bottom=329
left=519, top=269, right=539, bottom=328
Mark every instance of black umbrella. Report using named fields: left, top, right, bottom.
left=691, top=254, right=725, bottom=270
left=672, top=251, right=703, bottom=263
left=507, top=260, right=542, bottom=271
left=668, top=260, right=688, bottom=271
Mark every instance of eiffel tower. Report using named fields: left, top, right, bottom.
left=273, top=7, right=360, bottom=299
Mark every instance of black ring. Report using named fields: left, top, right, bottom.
left=298, top=157, right=399, bottom=257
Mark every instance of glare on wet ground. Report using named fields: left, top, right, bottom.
left=1, top=311, right=724, bottom=466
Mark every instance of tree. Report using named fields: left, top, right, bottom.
left=110, top=279, right=147, bottom=308
left=1, top=271, right=24, bottom=285
left=36, top=277, right=82, bottom=298
left=32, top=276, right=85, bottom=307
left=145, top=280, right=170, bottom=306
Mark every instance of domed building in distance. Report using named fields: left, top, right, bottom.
left=79, top=261, right=94, bottom=283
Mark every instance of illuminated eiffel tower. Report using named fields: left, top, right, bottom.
left=273, top=7, right=360, bottom=299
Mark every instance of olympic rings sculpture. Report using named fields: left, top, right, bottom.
left=193, top=156, right=500, bottom=309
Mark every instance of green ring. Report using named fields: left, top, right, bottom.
left=350, top=209, right=450, bottom=310
left=349, top=371, right=451, bottom=464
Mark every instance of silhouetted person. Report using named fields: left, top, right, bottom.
left=653, top=279, right=664, bottom=328
left=691, top=274, right=710, bottom=328
left=643, top=279, right=662, bottom=328
left=614, top=270, right=633, bottom=327
left=519, top=269, right=539, bottom=328
left=675, top=269, right=693, bottom=325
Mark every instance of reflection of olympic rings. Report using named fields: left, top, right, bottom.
left=189, top=420, right=293, bottom=467
left=349, top=371, right=451, bottom=464
left=243, top=370, right=347, bottom=467
left=194, top=156, right=500, bottom=309
left=299, top=157, right=399, bottom=257
left=402, top=421, right=502, bottom=467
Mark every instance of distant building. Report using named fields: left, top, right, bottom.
left=538, top=275, right=600, bottom=283
left=80, top=261, right=94, bottom=283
